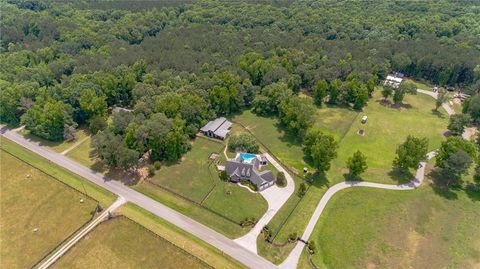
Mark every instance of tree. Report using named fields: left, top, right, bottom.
left=78, top=88, right=107, bottom=119
left=91, top=129, right=139, bottom=169
left=447, top=114, right=471, bottom=136
left=462, top=94, right=480, bottom=124
left=392, top=81, right=416, bottom=105
left=112, top=110, right=134, bottom=135
left=347, top=150, right=368, bottom=177
left=164, top=128, right=190, bottom=161
left=298, top=182, right=307, bottom=197
left=278, top=96, right=316, bottom=137
left=381, top=85, right=394, bottom=100
left=436, top=151, right=472, bottom=187
left=276, top=171, right=287, bottom=187
left=393, top=135, right=429, bottom=170
left=252, top=82, right=292, bottom=115
left=436, top=136, right=477, bottom=168
left=219, top=170, right=229, bottom=181
left=88, top=116, right=107, bottom=135
left=228, top=133, right=259, bottom=153
left=314, top=79, right=328, bottom=106
left=21, top=99, right=76, bottom=141
left=435, top=90, right=447, bottom=111
left=328, top=79, right=341, bottom=104
left=303, top=129, right=338, bottom=173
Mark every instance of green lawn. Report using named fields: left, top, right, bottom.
left=120, top=203, right=246, bottom=269
left=298, top=185, right=480, bottom=269
left=328, top=90, right=449, bottom=185
left=133, top=136, right=267, bottom=238
left=149, top=137, right=220, bottom=203
left=0, top=137, right=116, bottom=206
left=66, top=137, right=96, bottom=168
left=0, top=150, right=97, bottom=269
left=405, top=78, right=433, bottom=91
left=19, top=128, right=89, bottom=153
left=53, top=217, right=211, bottom=269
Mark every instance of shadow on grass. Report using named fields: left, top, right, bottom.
left=427, top=169, right=459, bottom=200
left=387, top=167, right=414, bottom=184
left=465, top=183, right=480, bottom=202
left=342, top=173, right=364, bottom=182
left=306, top=171, right=330, bottom=189
left=431, top=109, right=446, bottom=119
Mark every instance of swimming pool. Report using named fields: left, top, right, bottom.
left=240, top=153, right=257, bottom=162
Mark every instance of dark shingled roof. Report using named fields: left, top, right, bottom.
left=225, top=154, right=274, bottom=188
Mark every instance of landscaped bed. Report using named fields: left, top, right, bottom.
left=53, top=216, right=212, bottom=269
left=0, top=150, right=98, bottom=269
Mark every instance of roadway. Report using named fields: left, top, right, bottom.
left=0, top=126, right=277, bottom=269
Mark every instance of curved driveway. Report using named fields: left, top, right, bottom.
left=280, top=89, right=453, bottom=268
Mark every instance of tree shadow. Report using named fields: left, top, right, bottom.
left=306, top=171, right=330, bottom=189
left=431, top=109, right=446, bottom=119
left=342, top=173, right=364, bottom=182
left=104, top=167, right=141, bottom=186
left=274, top=121, right=303, bottom=148
left=465, top=183, right=480, bottom=202
left=376, top=99, right=391, bottom=107
left=387, top=167, right=413, bottom=184
left=427, top=169, right=458, bottom=200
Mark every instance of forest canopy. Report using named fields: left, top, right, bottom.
left=1, top=0, right=479, bottom=165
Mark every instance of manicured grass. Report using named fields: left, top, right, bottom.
left=406, top=78, right=433, bottom=91
left=66, top=137, right=96, bottom=168
left=0, top=150, right=97, bottom=269
left=298, top=185, right=480, bottom=269
left=19, top=128, right=89, bottom=153
left=203, top=165, right=268, bottom=222
left=328, top=90, right=449, bottom=185
left=133, top=136, right=268, bottom=238
left=149, top=137, right=220, bottom=203
left=232, top=108, right=358, bottom=174
left=120, top=203, right=246, bottom=269
left=0, top=137, right=116, bottom=206
left=53, top=216, right=211, bottom=269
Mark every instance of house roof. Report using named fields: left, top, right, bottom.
left=200, top=117, right=232, bottom=139
left=226, top=157, right=273, bottom=187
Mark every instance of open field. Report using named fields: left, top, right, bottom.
left=328, top=90, right=449, bottom=185
left=0, top=150, right=97, bottom=269
left=19, top=128, right=89, bottom=153
left=120, top=203, right=245, bottom=269
left=298, top=183, right=480, bottom=269
left=0, top=138, right=116, bottom=206
left=53, top=216, right=212, bottom=269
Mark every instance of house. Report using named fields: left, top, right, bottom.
left=200, top=117, right=232, bottom=140
left=384, top=74, right=403, bottom=88
left=225, top=153, right=275, bottom=191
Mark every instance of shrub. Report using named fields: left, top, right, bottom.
left=148, top=165, right=156, bottom=177
left=154, top=161, right=162, bottom=170
left=228, top=133, right=259, bottom=153
left=298, top=182, right=307, bottom=197
left=307, top=241, right=316, bottom=254
left=288, top=232, right=298, bottom=242
left=276, top=171, right=287, bottom=187
left=219, top=170, right=229, bottom=181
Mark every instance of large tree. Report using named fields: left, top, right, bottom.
left=21, top=99, right=76, bottom=141
left=447, top=114, right=471, bottom=136
left=303, top=129, right=338, bottom=173
left=278, top=96, right=316, bottom=137
left=347, top=150, right=368, bottom=178
left=393, top=135, right=429, bottom=170
left=436, top=136, right=477, bottom=168
left=314, top=79, right=328, bottom=106
left=91, top=129, right=139, bottom=170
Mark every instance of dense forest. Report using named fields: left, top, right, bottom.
left=1, top=0, right=479, bottom=167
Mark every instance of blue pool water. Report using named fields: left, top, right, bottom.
left=240, top=153, right=257, bottom=162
